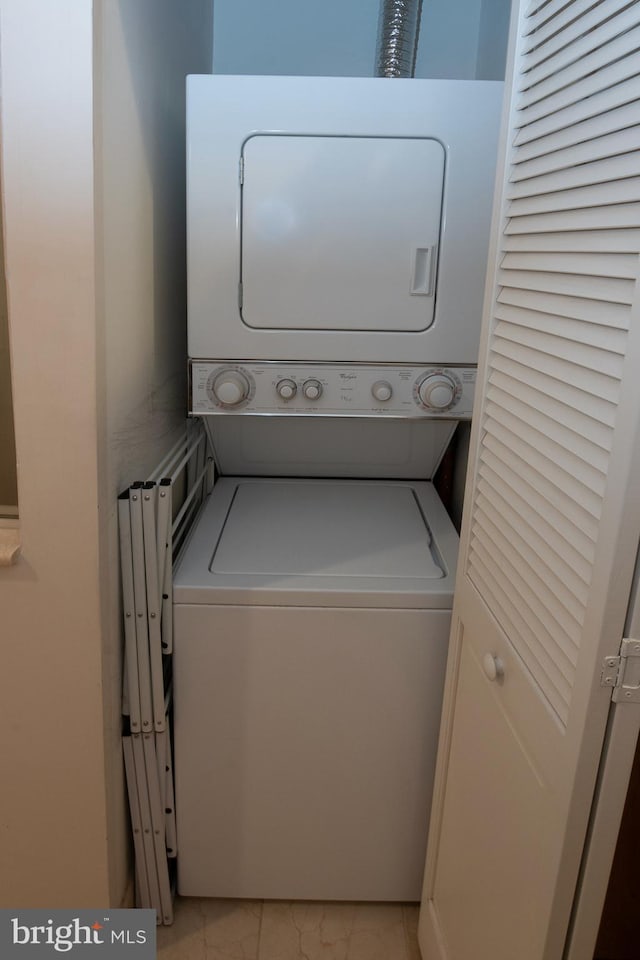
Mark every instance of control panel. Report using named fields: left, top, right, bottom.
left=191, top=362, right=476, bottom=418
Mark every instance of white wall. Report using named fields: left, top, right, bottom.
left=416, top=0, right=482, bottom=79
left=95, top=0, right=213, bottom=905
left=476, top=0, right=512, bottom=80
left=0, top=0, right=213, bottom=907
left=0, top=0, right=110, bottom=906
left=214, top=0, right=378, bottom=77
left=212, top=0, right=508, bottom=80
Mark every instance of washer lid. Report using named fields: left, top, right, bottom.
left=210, top=481, right=443, bottom=579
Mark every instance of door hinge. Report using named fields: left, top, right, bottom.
left=239, top=156, right=244, bottom=185
left=601, top=638, right=640, bottom=703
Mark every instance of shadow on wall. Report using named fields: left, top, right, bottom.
left=0, top=198, right=18, bottom=516
left=99, top=0, right=214, bottom=487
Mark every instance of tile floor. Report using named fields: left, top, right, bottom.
left=157, top=898, right=421, bottom=960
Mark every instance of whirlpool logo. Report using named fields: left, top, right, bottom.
left=1, top=910, right=156, bottom=958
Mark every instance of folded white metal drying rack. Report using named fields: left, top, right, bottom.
left=119, top=419, right=213, bottom=923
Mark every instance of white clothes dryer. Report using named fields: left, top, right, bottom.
left=173, top=476, right=458, bottom=901
left=187, top=75, right=502, bottom=364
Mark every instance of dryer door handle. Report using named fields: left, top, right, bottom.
left=410, top=245, right=436, bottom=297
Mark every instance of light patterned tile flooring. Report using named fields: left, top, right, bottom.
left=157, top=898, right=421, bottom=960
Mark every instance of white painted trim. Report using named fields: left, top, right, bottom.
left=0, top=525, right=20, bottom=565
left=565, top=705, right=640, bottom=960
left=564, top=549, right=640, bottom=959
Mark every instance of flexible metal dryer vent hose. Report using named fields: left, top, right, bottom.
left=375, top=0, right=423, bottom=77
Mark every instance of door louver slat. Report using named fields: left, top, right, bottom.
left=522, top=0, right=603, bottom=50
left=486, top=385, right=609, bottom=473
left=508, top=180, right=640, bottom=219
left=501, top=251, right=638, bottom=281
left=489, top=353, right=617, bottom=430
left=478, top=457, right=594, bottom=592
left=494, top=301, right=630, bottom=350
left=485, top=399, right=609, bottom=487
left=519, top=30, right=640, bottom=112
left=481, top=433, right=600, bottom=543
left=479, top=451, right=597, bottom=574
left=467, top=0, right=636, bottom=726
left=519, top=4, right=640, bottom=88
left=488, top=371, right=614, bottom=451
left=514, top=76, right=640, bottom=145
left=508, top=152, right=640, bottom=201
left=512, top=103, right=640, bottom=165
left=483, top=416, right=604, bottom=519
left=484, top=402, right=607, bottom=498
left=505, top=202, right=640, bottom=235
left=492, top=336, right=621, bottom=403
left=497, top=267, right=633, bottom=307
left=510, top=127, right=640, bottom=184
left=524, top=0, right=575, bottom=29
left=478, top=461, right=596, bottom=586
left=503, top=229, right=640, bottom=255
left=497, top=284, right=631, bottom=327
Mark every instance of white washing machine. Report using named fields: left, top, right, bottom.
left=174, top=75, right=499, bottom=902
left=173, top=476, right=458, bottom=901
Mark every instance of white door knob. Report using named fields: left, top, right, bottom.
left=482, top=653, right=504, bottom=682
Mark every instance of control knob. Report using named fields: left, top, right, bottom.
left=418, top=373, right=457, bottom=410
left=276, top=378, right=297, bottom=401
left=211, top=370, right=251, bottom=407
left=371, top=380, right=393, bottom=402
left=302, top=379, right=323, bottom=401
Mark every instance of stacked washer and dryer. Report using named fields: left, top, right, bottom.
left=173, top=76, right=502, bottom=901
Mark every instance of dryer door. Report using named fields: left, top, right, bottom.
left=240, top=135, right=444, bottom=333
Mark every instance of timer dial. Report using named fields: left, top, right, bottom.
left=211, top=370, right=251, bottom=407
left=418, top=373, right=457, bottom=410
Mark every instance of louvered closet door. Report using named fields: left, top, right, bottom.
left=419, top=2, right=640, bottom=959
